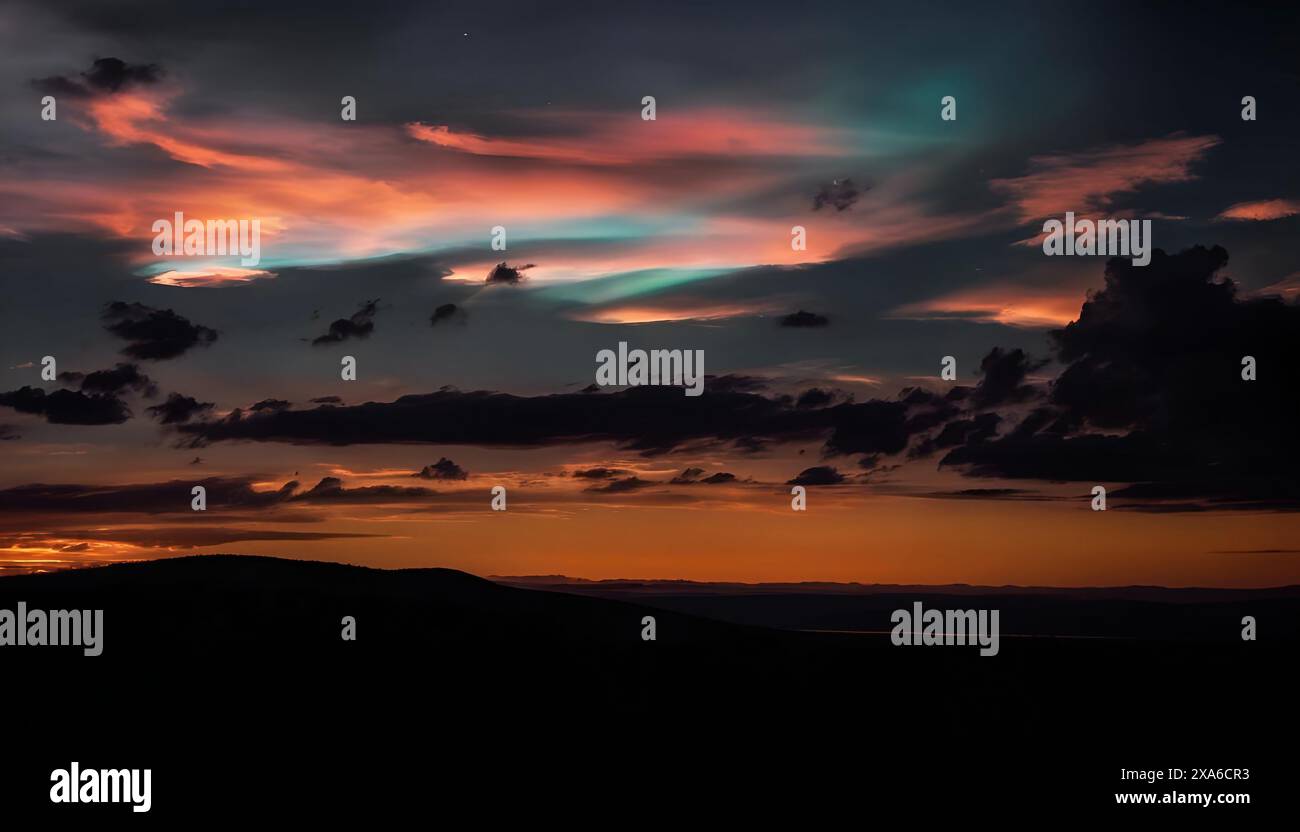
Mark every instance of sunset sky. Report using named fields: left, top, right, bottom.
left=2, top=0, right=1299, bottom=586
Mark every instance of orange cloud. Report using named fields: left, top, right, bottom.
left=990, top=134, right=1220, bottom=224
left=147, top=266, right=275, bottom=287
left=1215, top=198, right=1300, bottom=222
left=86, top=90, right=293, bottom=172
left=891, top=281, right=1089, bottom=328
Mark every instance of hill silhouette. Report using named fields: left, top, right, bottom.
left=1, top=555, right=1291, bottom=816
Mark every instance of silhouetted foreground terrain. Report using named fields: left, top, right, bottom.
left=1, top=556, right=1291, bottom=817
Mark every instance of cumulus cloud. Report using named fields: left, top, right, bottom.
left=779, top=310, right=830, bottom=328
left=147, top=393, right=215, bottom=424
left=312, top=300, right=379, bottom=345
left=414, top=457, right=469, bottom=480
left=0, top=387, right=130, bottom=425
left=103, top=302, right=218, bottom=360
left=787, top=466, right=846, bottom=486
left=940, top=246, right=1300, bottom=511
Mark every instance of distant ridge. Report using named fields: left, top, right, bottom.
left=492, top=574, right=1300, bottom=602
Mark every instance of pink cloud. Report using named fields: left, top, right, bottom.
left=406, top=108, right=851, bottom=164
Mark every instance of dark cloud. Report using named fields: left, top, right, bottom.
left=312, top=299, right=378, bottom=345
left=250, top=399, right=292, bottom=412
left=296, top=476, right=435, bottom=502
left=779, top=310, right=829, bottom=328
left=103, top=301, right=219, bottom=360
left=82, top=57, right=164, bottom=91
left=430, top=303, right=465, bottom=326
left=147, top=393, right=215, bottom=425
left=414, top=457, right=469, bottom=480
left=922, top=488, right=1050, bottom=501
left=310, top=396, right=344, bottom=404
left=669, top=467, right=737, bottom=485
left=670, top=467, right=705, bottom=483
left=910, top=413, right=1001, bottom=458
left=0, top=425, right=20, bottom=441
left=787, top=466, right=845, bottom=486
left=67, top=363, right=158, bottom=397
left=795, top=388, right=835, bottom=409
left=176, top=378, right=929, bottom=459
left=0, top=386, right=130, bottom=425
left=823, top=400, right=911, bottom=456
left=585, top=476, right=654, bottom=493
left=940, top=246, right=1300, bottom=511
left=0, top=477, right=296, bottom=514
left=812, top=178, right=864, bottom=212
left=486, top=262, right=535, bottom=284
left=31, top=57, right=163, bottom=98
left=572, top=467, right=629, bottom=479
left=971, top=347, right=1046, bottom=408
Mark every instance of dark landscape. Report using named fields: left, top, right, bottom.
left=1, top=555, right=1292, bottom=815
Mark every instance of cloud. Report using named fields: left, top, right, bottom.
left=312, top=299, right=378, bottom=345
left=405, top=108, right=850, bottom=165
left=670, top=467, right=706, bottom=483
left=910, top=413, right=1001, bottom=459
left=572, top=467, right=629, bottom=479
left=414, top=457, right=469, bottom=480
left=147, top=393, right=215, bottom=424
left=795, top=388, right=836, bottom=409
left=971, top=347, right=1047, bottom=408
left=66, top=363, right=158, bottom=397
left=430, top=303, right=464, bottom=326
left=812, top=178, right=863, bottom=212
left=779, top=310, right=829, bottom=328
left=585, top=476, right=655, bottom=493
left=0, top=387, right=130, bottom=425
left=250, top=399, right=292, bottom=412
left=296, top=477, right=434, bottom=503
left=1215, top=198, right=1300, bottom=222
left=176, top=377, right=933, bottom=459
left=31, top=57, right=164, bottom=99
left=939, top=246, right=1300, bottom=511
left=147, top=266, right=274, bottom=288
left=102, top=301, right=219, bottom=360
left=486, top=262, right=534, bottom=284
left=787, top=466, right=845, bottom=486
left=0, top=477, right=297, bottom=514
left=990, top=134, right=1220, bottom=224
left=668, top=468, right=737, bottom=485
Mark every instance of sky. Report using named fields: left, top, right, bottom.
left=2, top=0, right=1299, bottom=585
